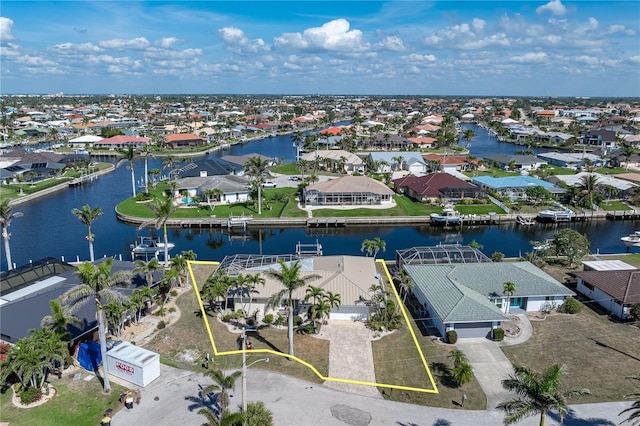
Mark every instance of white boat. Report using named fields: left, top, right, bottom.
left=536, top=206, right=572, bottom=222
left=516, top=215, right=535, bottom=226
left=621, top=231, right=640, bottom=247
left=430, top=206, right=462, bottom=225
left=130, top=236, right=175, bottom=258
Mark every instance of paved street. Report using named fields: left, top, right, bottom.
left=112, top=364, right=628, bottom=426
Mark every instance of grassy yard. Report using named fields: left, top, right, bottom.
left=0, top=372, right=126, bottom=426
left=598, top=200, right=631, bottom=211
left=456, top=202, right=506, bottom=215
left=501, top=307, right=640, bottom=403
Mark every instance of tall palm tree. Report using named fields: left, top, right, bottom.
left=245, top=156, right=271, bottom=215
left=503, top=281, right=516, bottom=314
left=578, top=173, right=600, bottom=209
left=162, top=154, right=177, bottom=181
left=265, top=259, right=320, bottom=356
left=245, top=272, right=265, bottom=317
left=497, top=364, right=590, bottom=426
left=200, top=368, right=242, bottom=412
left=133, top=257, right=161, bottom=287
left=620, top=376, right=640, bottom=425
left=117, top=145, right=137, bottom=197
left=139, top=145, right=154, bottom=193
left=0, top=199, right=23, bottom=270
left=60, top=259, right=131, bottom=393
left=620, top=145, right=637, bottom=170
left=360, top=237, right=387, bottom=259
left=71, top=204, right=103, bottom=262
left=140, top=194, right=178, bottom=266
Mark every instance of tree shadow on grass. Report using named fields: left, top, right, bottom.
left=249, top=330, right=284, bottom=354
left=430, top=362, right=458, bottom=389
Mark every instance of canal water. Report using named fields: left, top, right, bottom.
left=4, top=126, right=638, bottom=270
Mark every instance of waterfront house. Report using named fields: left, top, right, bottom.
left=579, top=129, right=617, bottom=149
left=165, top=133, right=207, bottom=149
left=571, top=268, right=640, bottom=320
left=68, top=134, right=104, bottom=150
left=484, top=154, right=547, bottom=172
left=537, top=152, right=605, bottom=169
left=392, top=173, right=485, bottom=204
left=174, top=158, right=244, bottom=178
left=471, top=175, right=563, bottom=200
left=304, top=175, right=394, bottom=207
left=422, top=154, right=477, bottom=173
left=219, top=255, right=377, bottom=321
left=93, top=135, right=151, bottom=150
left=220, top=154, right=275, bottom=169
left=174, top=174, right=252, bottom=205
left=398, top=247, right=574, bottom=339
left=368, top=152, right=427, bottom=174
left=548, top=172, right=637, bottom=198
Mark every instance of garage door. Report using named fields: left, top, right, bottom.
left=330, top=306, right=370, bottom=321
left=454, top=322, right=493, bottom=339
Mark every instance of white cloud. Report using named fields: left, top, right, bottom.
left=629, top=56, right=640, bottom=64
left=99, top=37, right=151, bottom=50
left=402, top=53, right=436, bottom=62
left=471, top=18, right=486, bottom=32
left=509, top=52, right=548, bottom=63
left=0, top=17, right=15, bottom=42
left=156, top=37, right=181, bottom=48
left=49, top=42, right=103, bottom=54
left=143, top=47, right=203, bottom=60
left=274, top=19, right=370, bottom=52
left=15, top=55, right=56, bottom=66
left=574, top=17, right=599, bottom=35
left=536, top=0, right=567, bottom=16
left=375, top=36, right=406, bottom=52
left=605, top=25, right=636, bottom=36
left=424, top=22, right=510, bottom=49
left=219, top=26, right=268, bottom=54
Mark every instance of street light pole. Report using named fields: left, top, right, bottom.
left=241, top=327, right=268, bottom=425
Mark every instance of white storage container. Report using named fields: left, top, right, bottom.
left=106, top=341, right=160, bottom=387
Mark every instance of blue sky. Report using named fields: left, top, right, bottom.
left=1, top=1, right=638, bottom=96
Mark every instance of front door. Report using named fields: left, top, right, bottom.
left=510, top=297, right=526, bottom=309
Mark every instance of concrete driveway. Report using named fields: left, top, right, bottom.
left=456, top=338, right=515, bottom=411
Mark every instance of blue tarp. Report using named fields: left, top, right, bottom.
left=77, top=341, right=102, bottom=372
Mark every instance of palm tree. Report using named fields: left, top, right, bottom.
left=245, top=156, right=271, bottom=215
left=310, top=298, right=332, bottom=332
left=448, top=349, right=467, bottom=369
left=578, top=173, right=600, bottom=209
left=497, top=364, right=590, bottom=426
left=203, top=188, right=223, bottom=209
left=162, top=154, right=177, bottom=181
left=139, top=145, right=154, bottom=193
left=503, top=281, right=516, bottom=314
left=360, top=237, right=386, bottom=259
left=620, top=145, right=637, bottom=170
left=453, top=361, right=474, bottom=387
left=133, top=257, right=161, bottom=287
left=140, top=194, right=178, bottom=266
left=245, top=273, right=265, bottom=318
left=72, top=204, right=103, bottom=262
left=103, top=300, right=127, bottom=336
left=200, top=368, right=242, bottom=412
left=60, top=259, right=131, bottom=393
left=0, top=199, right=23, bottom=270
left=265, top=259, right=320, bottom=356
left=304, top=285, right=325, bottom=306
left=245, top=401, right=274, bottom=426
left=620, top=376, right=640, bottom=425
left=169, top=254, right=188, bottom=286
left=463, top=129, right=476, bottom=147
left=197, top=408, right=244, bottom=426
left=117, top=145, right=137, bottom=197
left=41, top=299, right=83, bottom=345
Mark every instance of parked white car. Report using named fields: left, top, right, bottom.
left=262, top=181, right=277, bottom=188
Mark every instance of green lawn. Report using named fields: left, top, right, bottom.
left=456, top=202, right=506, bottom=215
left=270, top=163, right=300, bottom=175
left=0, top=374, right=126, bottom=426
left=598, top=200, right=631, bottom=211
left=595, top=166, right=629, bottom=175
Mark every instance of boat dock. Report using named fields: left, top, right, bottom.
left=115, top=209, right=639, bottom=229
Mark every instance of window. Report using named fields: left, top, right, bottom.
left=491, top=298, right=503, bottom=307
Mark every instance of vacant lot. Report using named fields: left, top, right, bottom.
left=501, top=307, right=640, bottom=402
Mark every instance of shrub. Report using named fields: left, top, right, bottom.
left=157, top=320, right=166, bottom=330
left=493, top=328, right=505, bottom=342
left=446, top=330, right=458, bottom=344
left=232, top=309, right=246, bottom=319
left=559, top=297, right=583, bottom=314
left=293, top=316, right=303, bottom=326
left=20, top=386, right=42, bottom=405
left=274, top=315, right=286, bottom=326
left=222, top=314, right=233, bottom=323
left=168, top=307, right=176, bottom=313
left=263, top=314, right=274, bottom=324
left=170, top=290, right=178, bottom=297
left=491, top=252, right=505, bottom=262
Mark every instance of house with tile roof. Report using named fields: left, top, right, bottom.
left=93, top=135, right=150, bottom=149
left=404, top=261, right=574, bottom=339
left=175, top=174, right=252, bottom=205
left=221, top=255, right=378, bottom=321
left=571, top=268, right=640, bottom=319
left=305, top=175, right=394, bottom=207
left=392, top=173, right=485, bottom=203
left=471, top=175, right=564, bottom=200
left=165, top=133, right=206, bottom=149
left=301, top=150, right=364, bottom=174
left=175, top=158, right=244, bottom=178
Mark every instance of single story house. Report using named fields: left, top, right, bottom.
left=0, top=258, right=162, bottom=344
left=548, top=172, right=638, bottom=197
left=392, top=173, right=485, bottom=203
left=304, top=175, right=395, bottom=207
left=221, top=255, right=379, bottom=321
left=422, top=154, right=477, bottom=172
left=301, top=150, right=364, bottom=174
left=484, top=154, right=547, bottom=172
left=404, top=261, right=575, bottom=339
left=175, top=158, right=244, bottom=179
left=537, top=152, right=606, bottom=169
left=571, top=269, right=640, bottom=319
left=93, top=135, right=150, bottom=149
left=368, top=152, right=427, bottom=174
left=165, top=133, right=207, bottom=149
left=174, top=175, right=252, bottom=204
left=68, top=135, right=104, bottom=149
left=471, top=175, right=563, bottom=200
left=220, top=154, right=275, bottom=169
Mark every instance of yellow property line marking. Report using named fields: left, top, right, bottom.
left=187, top=259, right=439, bottom=394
